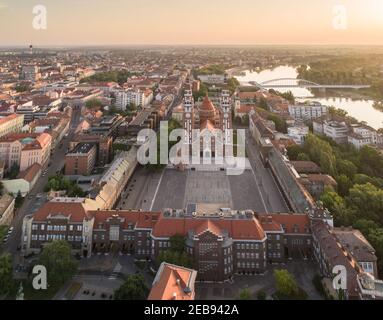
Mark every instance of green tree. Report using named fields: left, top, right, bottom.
left=170, top=234, right=186, bottom=253
left=85, top=98, right=103, bottom=109
left=237, top=289, right=253, bottom=300
left=0, top=254, right=15, bottom=297
left=267, top=114, right=287, bottom=133
left=114, top=274, right=149, bottom=300
left=274, top=269, right=300, bottom=298
left=257, top=290, right=267, bottom=300
left=354, top=174, right=383, bottom=189
left=287, top=145, right=304, bottom=161
left=346, top=183, right=383, bottom=225
left=337, top=160, right=357, bottom=180
left=297, top=153, right=310, bottom=161
left=227, top=77, right=240, bottom=94
left=39, top=240, right=78, bottom=287
left=258, top=97, right=269, bottom=111
left=336, top=174, right=353, bottom=197
left=156, top=251, right=193, bottom=269
left=365, top=228, right=383, bottom=277
left=353, top=219, right=379, bottom=235
left=358, top=146, right=383, bottom=178
left=320, top=187, right=351, bottom=226
left=8, top=163, right=20, bottom=179
left=15, top=191, right=23, bottom=208
left=128, top=103, right=137, bottom=112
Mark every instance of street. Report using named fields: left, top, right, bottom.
left=1, top=107, right=82, bottom=256
left=245, top=130, right=289, bottom=213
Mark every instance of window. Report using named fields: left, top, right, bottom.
left=77, top=225, right=83, bottom=232
left=109, top=226, right=120, bottom=241
left=32, top=224, right=38, bottom=231
left=41, top=224, right=45, bottom=231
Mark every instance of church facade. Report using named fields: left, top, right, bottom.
left=182, top=89, right=233, bottom=159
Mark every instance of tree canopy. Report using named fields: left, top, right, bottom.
left=39, top=240, right=78, bottom=287
left=273, top=269, right=307, bottom=300
left=114, top=274, right=149, bottom=300
left=0, top=254, right=15, bottom=297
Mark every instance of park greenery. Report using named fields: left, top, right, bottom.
left=15, top=83, right=32, bottom=93
left=297, top=54, right=383, bottom=100
left=226, top=77, right=240, bottom=94
left=44, top=175, right=87, bottom=197
left=0, top=225, right=8, bottom=243
left=287, top=133, right=383, bottom=277
left=273, top=269, right=307, bottom=300
left=257, top=290, right=267, bottom=300
left=256, top=105, right=287, bottom=133
left=39, top=240, right=78, bottom=288
left=194, top=64, right=226, bottom=76
left=268, top=89, right=295, bottom=104
left=80, top=70, right=138, bottom=85
left=236, top=288, right=253, bottom=300
left=85, top=98, right=104, bottom=109
left=15, top=190, right=24, bottom=209
left=0, top=254, right=15, bottom=298
left=114, top=274, right=149, bottom=300
left=193, top=82, right=209, bottom=101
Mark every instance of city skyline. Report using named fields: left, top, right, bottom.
left=1, top=0, right=383, bottom=46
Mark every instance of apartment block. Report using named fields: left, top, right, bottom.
left=65, top=143, right=97, bottom=176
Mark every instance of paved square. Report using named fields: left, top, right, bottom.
left=151, top=168, right=270, bottom=212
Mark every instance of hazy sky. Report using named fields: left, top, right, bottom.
left=1, top=0, right=383, bottom=46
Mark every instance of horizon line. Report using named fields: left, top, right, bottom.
left=2, top=43, right=383, bottom=49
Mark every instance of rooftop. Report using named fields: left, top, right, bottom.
left=148, top=263, right=197, bottom=300
left=68, top=142, right=96, bottom=155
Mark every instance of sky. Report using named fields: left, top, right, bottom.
left=0, top=0, right=383, bottom=46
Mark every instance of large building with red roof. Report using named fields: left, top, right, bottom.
left=21, top=199, right=312, bottom=282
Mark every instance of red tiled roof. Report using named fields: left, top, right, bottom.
left=152, top=215, right=266, bottom=241
left=0, top=113, right=21, bottom=125
left=17, top=163, right=41, bottom=183
left=148, top=263, right=197, bottom=300
left=33, top=200, right=92, bottom=222
left=271, top=214, right=311, bottom=234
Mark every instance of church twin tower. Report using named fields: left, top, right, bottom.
left=182, top=89, right=233, bottom=148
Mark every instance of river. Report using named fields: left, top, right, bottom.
left=235, top=66, right=383, bottom=130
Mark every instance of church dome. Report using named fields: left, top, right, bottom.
left=199, top=95, right=216, bottom=123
